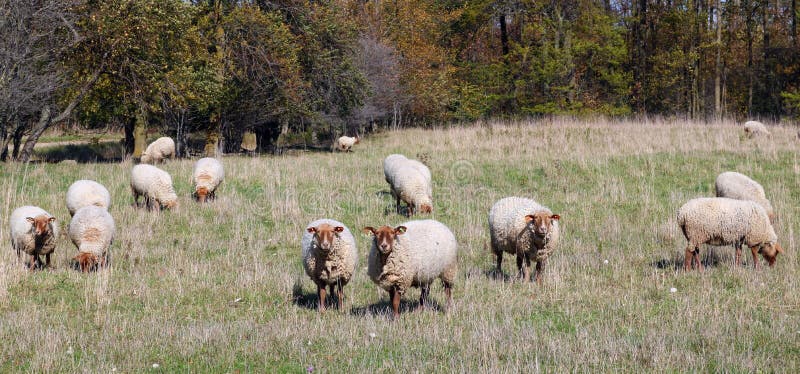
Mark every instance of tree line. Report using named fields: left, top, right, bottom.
left=1, top=0, right=798, bottom=161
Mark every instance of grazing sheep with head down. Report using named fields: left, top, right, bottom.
left=69, top=206, right=115, bottom=272
left=9, top=206, right=58, bottom=271
left=130, top=164, right=178, bottom=210
left=715, top=171, right=775, bottom=223
left=335, top=135, right=360, bottom=152
left=140, top=137, right=175, bottom=164
left=363, top=219, right=457, bottom=318
left=193, top=157, right=225, bottom=203
left=677, top=197, right=782, bottom=271
left=66, top=179, right=111, bottom=216
left=301, top=219, right=358, bottom=311
left=489, top=197, right=561, bottom=284
left=743, top=120, right=770, bottom=138
left=383, top=154, right=433, bottom=216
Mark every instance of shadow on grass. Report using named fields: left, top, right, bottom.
left=350, top=293, right=446, bottom=317
left=36, top=142, right=125, bottom=163
left=651, top=249, right=728, bottom=270
left=484, top=268, right=513, bottom=282
left=292, top=282, right=348, bottom=312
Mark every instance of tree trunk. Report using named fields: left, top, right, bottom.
left=124, top=116, right=135, bottom=156
left=12, top=125, right=24, bottom=159
left=132, top=109, right=147, bottom=159
left=714, top=0, right=722, bottom=121
left=793, top=0, right=797, bottom=47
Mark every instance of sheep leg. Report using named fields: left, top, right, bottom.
left=417, top=285, right=429, bottom=311
left=328, top=284, right=338, bottom=310
left=335, top=282, right=344, bottom=310
left=317, top=284, right=326, bottom=312
left=443, top=280, right=452, bottom=309
left=523, top=253, right=532, bottom=282
left=535, top=260, right=545, bottom=285
left=44, top=253, right=51, bottom=269
left=750, top=246, right=761, bottom=270
left=735, top=243, right=742, bottom=267
left=516, top=253, right=524, bottom=279
left=28, top=254, right=37, bottom=271
left=390, top=288, right=401, bottom=318
left=495, top=250, right=503, bottom=274
left=684, top=244, right=698, bottom=271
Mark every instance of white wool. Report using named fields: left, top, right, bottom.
left=301, top=218, right=359, bottom=287
left=336, top=136, right=359, bottom=151
left=715, top=171, right=774, bottom=222
left=193, top=157, right=225, bottom=194
left=9, top=205, right=58, bottom=257
left=677, top=197, right=777, bottom=249
left=141, top=137, right=175, bottom=164
left=488, top=197, right=560, bottom=263
left=66, top=180, right=111, bottom=216
left=69, top=206, right=115, bottom=257
left=743, top=120, right=770, bottom=137
left=130, top=164, right=178, bottom=209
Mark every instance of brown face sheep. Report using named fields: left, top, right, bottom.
left=302, top=220, right=358, bottom=312
left=74, top=252, right=103, bottom=272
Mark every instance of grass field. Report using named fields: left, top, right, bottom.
left=1, top=119, right=799, bottom=372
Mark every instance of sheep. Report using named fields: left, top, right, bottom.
left=715, top=171, right=775, bottom=223
left=9, top=206, right=58, bottom=271
left=488, top=197, right=561, bottom=284
left=383, top=154, right=408, bottom=186
left=363, top=219, right=457, bottom=318
left=335, top=135, right=360, bottom=152
left=69, top=206, right=115, bottom=272
left=677, top=197, right=782, bottom=271
left=383, top=154, right=433, bottom=216
left=140, top=136, right=175, bottom=164
left=192, top=157, right=225, bottom=203
left=66, top=179, right=111, bottom=216
left=301, top=219, right=359, bottom=311
left=130, top=164, right=178, bottom=210
left=743, top=120, right=770, bottom=138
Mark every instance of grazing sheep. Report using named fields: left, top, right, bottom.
left=715, top=171, right=775, bottom=223
left=69, top=206, right=115, bottom=272
left=677, top=197, right=782, bottom=271
left=140, top=137, right=175, bottom=164
left=130, top=164, right=178, bottom=210
left=488, top=197, right=561, bottom=283
left=363, top=219, right=457, bottom=317
left=743, top=120, right=770, bottom=138
left=383, top=154, right=408, bottom=186
left=9, top=206, right=58, bottom=271
left=66, top=179, right=111, bottom=216
left=301, top=219, right=358, bottom=311
left=383, top=154, right=433, bottom=216
left=192, top=157, right=225, bottom=203
left=335, top=135, right=360, bottom=152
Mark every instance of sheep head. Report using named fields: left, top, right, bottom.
left=363, top=225, right=406, bottom=254
left=308, top=223, right=344, bottom=252
left=26, top=215, right=55, bottom=237
left=74, top=252, right=99, bottom=272
left=195, top=187, right=209, bottom=203
left=161, top=200, right=178, bottom=210
left=761, top=242, right=783, bottom=267
left=354, top=136, right=360, bottom=144
left=419, top=204, right=433, bottom=214
left=524, top=212, right=560, bottom=237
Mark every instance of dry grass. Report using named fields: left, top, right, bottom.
left=1, top=119, right=799, bottom=372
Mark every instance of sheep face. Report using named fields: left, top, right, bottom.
left=308, top=224, right=344, bottom=252
left=26, top=215, right=55, bottom=237
left=74, top=252, right=99, bottom=272
left=195, top=187, right=209, bottom=203
left=419, top=204, right=433, bottom=214
left=140, top=153, right=151, bottom=164
left=760, top=242, right=783, bottom=267
left=524, top=213, right=560, bottom=237
left=161, top=200, right=178, bottom=210
left=363, top=225, right=406, bottom=254
left=354, top=136, right=360, bottom=144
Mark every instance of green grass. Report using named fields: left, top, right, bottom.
left=1, top=119, right=799, bottom=371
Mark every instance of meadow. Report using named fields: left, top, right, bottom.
left=0, top=119, right=799, bottom=372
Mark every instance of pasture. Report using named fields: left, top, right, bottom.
left=0, top=119, right=798, bottom=372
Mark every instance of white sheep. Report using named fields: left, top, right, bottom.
left=383, top=154, right=433, bottom=215
left=715, top=171, right=775, bottom=223
left=66, top=179, right=111, bottom=216
left=301, top=218, right=358, bottom=311
left=69, top=206, right=115, bottom=272
left=192, top=157, right=225, bottom=203
left=140, top=137, right=175, bottom=164
left=363, top=219, right=457, bottom=317
left=9, top=206, right=58, bottom=271
left=130, top=164, right=178, bottom=210
left=677, top=197, right=782, bottom=271
left=488, top=197, right=561, bottom=283
left=743, top=120, right=770, bottom=138
left=335, top=135, right=360, bottom=152
left=383, top=154, right=408, bottom=186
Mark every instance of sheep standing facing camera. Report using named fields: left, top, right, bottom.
left=9, top=206, right=58, bottom=271
left=301, top=219, right=358, bottom=311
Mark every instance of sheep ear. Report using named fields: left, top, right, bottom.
left=395, top=226, right=407, bottom=235
left=334, top=226, right=344, bottom=233
left=524, top=215, right=535, bottom=223
left=48, top=217, right=56, bottom=222
left=26, top=217, right=34, bottom=223
left=776, top=243, right=784, bottom=253
left=362, top=227, right=375, bottom=235
left=307, top=227, right=317, bottom=233
left=550, top=214, right=560, bottom=221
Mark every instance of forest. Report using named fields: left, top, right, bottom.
left=1, top=0, right=799, bottom=161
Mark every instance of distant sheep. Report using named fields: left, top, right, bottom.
left=66, top=180, right=111, bottom=216
left=335, top=135, right=360, bottom=152
left=141, top=137, right=175, bottom=164
left=489, top=197, right=561, bottom=283
left=677, top=197, right=782, bottom=270
left=9, top=206, right=58, bottom=271
left=715, top=171, right=775, bottom=223
left=301, top=219, right=358, bottom=311
left=743, top=120, right=770, bottom=138
left=383, top=154, right=433, bottom=216
left=193, top=157, right=225, bottom=203
left=69, top=206, right=115, bottom=272
left=363, top=219, right=457, bottom=317
left=130, top=164, right=178, bottom=210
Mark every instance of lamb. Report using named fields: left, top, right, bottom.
left=9, top=206, right=58, bottom=271
left=66, top=179, right=111, bottom=216
left=363, top=219, right=457, bottom=318
left=488, top=197, right=561, bottom=283
left=743, top=120, right=770, bottom=138
left=335, top=135, right=360, bottom=152
left=301, top=219, right=358, bottom=311
left=130, top=164, right=178, bottom=210
left=715, top=171, right=775, bottom=223
left=192, top=157, right=225, bottom=203
left=140, top=137, right=175, bottom=164
left=383, top=154, right=433, bottom=216
left=69, top=206, right=115, bottom=272
left=677, top=197, right=782, bottom=271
